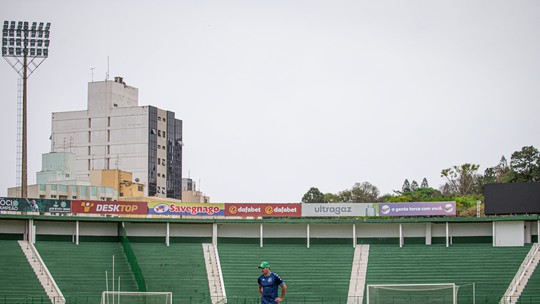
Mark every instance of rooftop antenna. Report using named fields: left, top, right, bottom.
left=105, top=56, right=109, bottom=81
left=90, top=67, right=95, bottom=82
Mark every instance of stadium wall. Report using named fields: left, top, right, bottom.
left=0, top=215, right=538, bottom=246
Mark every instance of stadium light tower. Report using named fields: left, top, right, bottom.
left=2, top=21, right=51, bottom=198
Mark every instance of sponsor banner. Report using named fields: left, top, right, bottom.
left=0, top=197, right=71, bottom=213
left=72, top=200, right=148, bottom=215
left=225, top=203, right=302, bottom=217
left=379, top=202, right=456, bottom=216
left=148, top=202, right=225, bottom=216
left=301, top=203, right=379, bottom=217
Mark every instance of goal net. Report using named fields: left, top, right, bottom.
left=100, top=291, right=172, bottom=304
left=367, top=283, right=457, bottom=304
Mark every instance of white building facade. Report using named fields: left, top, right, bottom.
left=50, top=77, right=183, bottom=199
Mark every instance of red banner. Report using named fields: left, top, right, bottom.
left=225, top=203, right=301, bottom=217
left=72, top=200, right=148, bottom=215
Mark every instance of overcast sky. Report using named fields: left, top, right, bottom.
left=1, top=0, right=539, bottom=203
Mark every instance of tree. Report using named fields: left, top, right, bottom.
left=411, top=180, right=419, bottom=191
left=402, top=179, right=411, bottom=193
left=440, top=163, right=481, bottom=196
left=420, top=178, right=429, bottom=189
left=508, top=146, right=540, bottom=182
left=301, top=187, right=326, bottom=203
left=323, top=193, right=340, bottom=203
left=338, top=182, right=380, bottom=202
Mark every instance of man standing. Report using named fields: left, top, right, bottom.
left=258, top=261, right=287, bottom=304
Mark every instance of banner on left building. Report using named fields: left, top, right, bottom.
left=0, top=197, right=71, bottom=213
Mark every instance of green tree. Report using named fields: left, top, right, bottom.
left=420, top=178, right=429, bottom=189
left=301, top=187, right=326, bottom=203
left=339, top=182, right=380, bottom=202
left=323, top=193, right=340, bottom=203
left=508, top=146, right=540, bottom=182
left=441, top=163, right=481, bottom=196
left=402, top=179, right=411, bottom=193
left=411, top=180, right=419, bottom=191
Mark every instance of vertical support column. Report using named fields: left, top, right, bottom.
left=166, top=222, right=170, bottom=247
left=425, top=222, right=432, bottom=245
left=446, top=222, right=450, bottom=248
left=259, top=223, right=264, bottom=248
left=399, top=223, right=403, bottom=248
left=28, top=219, right=34, bottom=244
left=75, top=220, right=79, bottom=245
left=352, top=224, right=356, bottom=248
left=212, top=223, right=218, bottom=247
left=307, top=224, right=310, bottom=248
left=492, top=221, right=496, bottom=247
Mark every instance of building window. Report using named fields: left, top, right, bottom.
left=50, top=195, right=57, bottom=198
left=157, top=173, right=161, bottom=177
left=107, top=145, right=110, bottom=154
left=158, top=116, right=161, bottom=121
left=108, top=117, right=111, bottom=127
left=158, top=130, right=161, bottom=137
left=88, top=146, right=91, bottom=155
left=157, top=158, right=161, bottom=165
left=162, top=174, right=166, bottom=178
left=113, top=103, right=118, bottom=107
left=163, top=118, right=166, bottom=122
left=72, top=196, right=77, bottom=199
left=88, top=118, right=91, bottom=128
left=163, top=131, right=166, bottom=137
left=138, top=185, right=143, bottom=192
left=88, top=159, right=91, bottom=170
left=107, top=130, right=110, bottom=141
left=158, top=145, right=161, bottom=149
left=66, top=174, right=70, bottom=178
left=88, top=131, right=91, bottom=143
left=162, top=146, right=166, bottom=150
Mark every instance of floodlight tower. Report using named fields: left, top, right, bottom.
left=2, top=21, right=51, bottom=198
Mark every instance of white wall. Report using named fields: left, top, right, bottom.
left=494, top=221, right=525, bottom=247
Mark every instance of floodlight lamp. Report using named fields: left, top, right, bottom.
left=8, top=29, right=14, bottom=37
left=2, top=38, right=6, bottom=47
left=8, top=47, right=14, bottom=55
left=10, top=21, right=15, bottom=29
left=36, top=39, right=42, bottom=47
left=31, top=22, right=36, bottom=30
left=45, top=23, right=50, bottom=30
left=38, top=22, right=43, bottom=30
left=17, top=21, right=22, bottom=29
left=44, top=31, right=49, bottom=38
left=29, top=48, right=35, bottom=56
left=16, top=38, right=21, bottom=46
left=29, top=39, right=35, bottom=47
left=43, top=49, right=48, bottom=56
left=37, top=30, right=43, bottom=38
left=44, top=40, right=49, bottom=47
left=30, top=31, right=36, bottom=38
left=15, top=48, right=22, bottom=55
left=1, top=47, right=6, bottom=55
left=23, top=22, right=28, bottom=30
left=36, top=49, right=42, bottom=56
left=16, top=30, right=21, bottom=37
left=3, top=21, right=8, bottom=30
left=9, top=38, right=14, bottom=46
left=2, top=29, right=7, bottom=37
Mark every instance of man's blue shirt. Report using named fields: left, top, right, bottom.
left=258, top=272, right=284, bottom=304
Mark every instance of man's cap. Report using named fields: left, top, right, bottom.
left=258, top=261, right=270, bottom=269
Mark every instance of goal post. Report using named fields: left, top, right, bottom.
left=100, top=291, right=172, bottom=304
left=367, top=283, right=457, bottom=304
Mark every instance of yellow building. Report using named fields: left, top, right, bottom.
left=90, top=169, right=145, bottom=198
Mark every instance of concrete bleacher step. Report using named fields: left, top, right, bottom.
left=18, top=240, right=65, bottom=304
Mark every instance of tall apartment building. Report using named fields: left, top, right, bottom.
left=50, top=77, right=183, bottom=199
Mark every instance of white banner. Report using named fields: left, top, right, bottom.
left=301, top=203, right=379, bottom=217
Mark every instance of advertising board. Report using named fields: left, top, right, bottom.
left=378, top=202, right=456, bottom=216
left=72, top=200, right=148, bottom=215
left=225, top=203, right=301, bottom=217
left=301, top=203, right=378, bottom=217
left=148, top=202, right=225, bottom=216
left=0, top=197, right=71, bottom=213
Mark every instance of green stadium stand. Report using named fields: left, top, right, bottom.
left=364, top=244, right=532, bottom=304
left=35, top=241, right=138, bottom=303
left=0, top=240, right=49, bottom=303
left=519, top=262, right=540, bottom=303
left=129, top=242, right=211, bottom=304
left=219, top=243, right=354, bottom=303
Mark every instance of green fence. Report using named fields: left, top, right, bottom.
left=118, top=223, right=147, bottom=292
